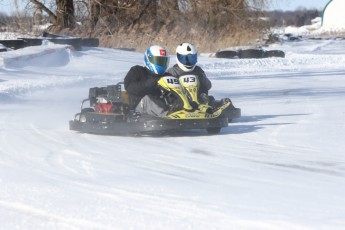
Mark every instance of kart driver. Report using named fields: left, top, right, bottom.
left=167, top=42, right=237, bottom=110
left=167, top=42, right=212, bottom=103
left=124, top=45, right=175, bottom=117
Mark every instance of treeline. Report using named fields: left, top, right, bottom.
left=86, top=0, right=263, bottom=31
left=80, top=0, right=269, bottom=51
left=0, top=11, right=33, bottom=33
left=0, top=12, right=10, bottom=29
left=266, top=8, right=321, bottom=27
left=2, top=0, right=270, bottom=52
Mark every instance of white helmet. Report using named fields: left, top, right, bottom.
left=176, top=43, right=198, bottom=72
left=144, top=45, right=170, bottom=75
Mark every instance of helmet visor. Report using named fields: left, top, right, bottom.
left=177, top=53, right=197, bottom=66
left=148, top=55, right=169, bottom=67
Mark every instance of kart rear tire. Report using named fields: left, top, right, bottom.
left=206, top=127, right=221, bottom=135
left=81, top=108, right=95, bottom=113
left=79, top=108, right=95, bottom=122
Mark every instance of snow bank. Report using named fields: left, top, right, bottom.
left=0, top=43, right=73, bottom=68
left=0, top=43, right=80, bottom=100
left=273, top=16, right=345, bottom=39
left=1, top=37, right=345, bottom=230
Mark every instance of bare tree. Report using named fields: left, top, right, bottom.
left=89, top=0, right=105, bottom=29
left=29, top=0, right=75, bottom=28
left=56, top=0, right=75, bottom=28
left=30, top=0, right=57, bottom=23
left=12, top=0, right=272, bottom=51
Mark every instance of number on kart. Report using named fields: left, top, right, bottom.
left=182, top=76, right=195, bottom=83
left=180, top=75, right=198, bottom=86
left=165, top=77, right=180, bottom=86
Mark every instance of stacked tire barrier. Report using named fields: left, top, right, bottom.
left=0, top=40, right=25, bottom=50
left=0, top=43, right=9, bottom=52
left=263, top=50, right=285, bottom=58
left=0, top=32, right=99, bottom=52
left=215, top=48, right=285, bottom=59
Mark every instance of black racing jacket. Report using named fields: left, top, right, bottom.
left=166, top=64, right=212, bottom=95
left=124, top=65, right=171, bottom=109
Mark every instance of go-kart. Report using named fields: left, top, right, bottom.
left=69, top=75, right=241, bottom=135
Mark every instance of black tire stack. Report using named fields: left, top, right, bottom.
left=239, top=49, right=265, bottom=59
left=215, top=48, right=285, bottom=59
left=0, top=39, right=25, bottom=50
left=263, top=50, right=285, bottom=58
left=0, top=31, right=99, bottom=52
left=215, top=50, right=239, bottom=59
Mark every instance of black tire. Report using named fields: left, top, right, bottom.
left=263, top=50, right=285, bottom=58
left=115, top=48, right=136, bottom=51
left=79, top=108, right=95, bottom=122
left=42, top=31, right=62, bottom=38
left=0, top=39, right=25, bottom=50
left=239, top=49, right=264, bottom=59
left=82, top=38, right=99, bottom=47
left=81, top=108, right=95, bottom=113
left=206, top=127, right=221, bottom=135
left=215, top=50, right=239, bottom=59
left=19, top=38, right=43, bottom=47
left=289, top=36, right=302, bottom=41
left=49, top=37, right=83, bottom=51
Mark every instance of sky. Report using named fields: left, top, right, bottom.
left=0, top=0, right=333, bottom=14
left=0, top=0, right=22, bottom=14
left=270, top=0, right=331, bottom=11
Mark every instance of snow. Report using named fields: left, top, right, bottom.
left=1, top=38, right=345, bottom=230
left=272, top=16, right=345, bottom=39
left=322, top=0, right=345, bottom=31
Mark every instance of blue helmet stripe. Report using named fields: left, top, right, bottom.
left=144, top=47, right=168, bottom=75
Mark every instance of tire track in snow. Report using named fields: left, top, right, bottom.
left=0, top=200, right=111, bottom=230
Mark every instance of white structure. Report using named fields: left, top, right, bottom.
left=322, top=0, right=345, bottom=31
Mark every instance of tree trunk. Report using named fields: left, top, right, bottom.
left=30, top=0, right=57, bottom=23
left=89, top=0, right=106, bottom=29
left=146, top=0, right=157, bottom=20
left=56, top=0, right=75, bottom=28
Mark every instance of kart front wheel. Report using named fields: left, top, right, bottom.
left=206, top=127, right=221, bottom=135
